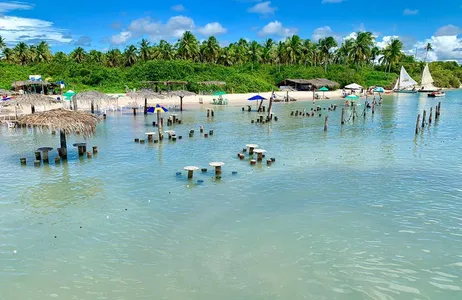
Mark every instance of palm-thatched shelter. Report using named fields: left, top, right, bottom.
left=17, top=108, right=100, bottom=159
left=0, top=89, right=13, bottom=96
left=198, top=81, right=226, bottom=86
left=140, top=81, right=188, bottom=93
left=128, top=89, right=168, bottom=114
left=4, top=94, right=60, bottom=114
left=170, top=90, right=197, bottom=111
left=74, top=91, right=115, bottom=113
left=12, top=80, right=58, bottom=94
left=277, top=78, right=339, bottom=91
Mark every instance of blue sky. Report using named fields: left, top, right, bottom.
left=0, top=0, right=461, bottom=61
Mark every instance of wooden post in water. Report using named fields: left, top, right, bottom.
left=341, top=108, right=345, bottom=125
left=437, top=102, right=441, bottom=118
left=267, top=90, right=274, bottom=120
left=91, top=101, right=95, bottom=114
left=415, top=114, right=420, bottom=135
left=372, top=103, right=375, bottom=114
left=429, top=107, right=433, bottom=124
left=324, top=116, right=328, bottom=132
left=179, top=96, right=184, bottom=112
left=144, top=98, right=148, bottom=115
left=352, top=106, right=356, bottom=122
left=422, top=110, right=426, bottom=128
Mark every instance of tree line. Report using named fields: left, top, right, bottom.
left=0, top=31, right=421, bottom=72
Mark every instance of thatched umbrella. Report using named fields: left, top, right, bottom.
left=17, top=108, right=99, bottom=160
left=0, top=89, right=13, bottom=96
left=5, top=94, right=59, bottom=114
left=128, top=89, right=167, bottom=114
left=170, top=90, right=196, bottom=111
left=75, top=91, right=115, bottom=113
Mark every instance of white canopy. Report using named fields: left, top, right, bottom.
left=344, top=83, right=363, bottom=90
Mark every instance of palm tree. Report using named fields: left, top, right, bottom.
left=379, top=39, right=403, bottom=72
left=318, top=36, right=337, bottom=72
left=70, top=47, right=87, bottom=63
left=124, top=45, right=138, bottom=66
left=88, top=50, right=104, bottom=64
left=139, top=38, right=151, bottom=61
left=274, top=41, right=286, bottom=72
left=350, top=31, right=374, bottom=68
left=248, top=41, right=262, bottom=71
left=34, top=41, right=52, bottom=62
left=153, top=40, right=176, bottom=60
left=236, top=38, right=249, bottom=65
left=177, top=31, right=199, bottom=61
left=335, top=39, right=353, bottom=65
left=53, top=52, right=68, bottom=63
left=13, top=42, right=30, bottom=65
left=262, top=39, right=274, bottom=64
left=0, top=35, right=6, bottom=50
left=203, top=36, right=220, bottom=63
left=105, top=49, right=122, bottom=67
left=424, top=43, right=433, bottom=62
left=2, top=47, right=15, bottom=63
left=217, top=45, right=236, bottom=66
left=284, top=35, right=303, bottom=65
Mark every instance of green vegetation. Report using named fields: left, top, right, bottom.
left=0, top=32, right=460, bottom=93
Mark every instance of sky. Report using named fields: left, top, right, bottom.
left=0, top=0, right=461, bottom=61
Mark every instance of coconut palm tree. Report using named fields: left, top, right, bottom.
left=318, top=36, right=337, bottom=72
left=2, top=47, right=15, bottom=63
left=70, top=47, right=87, bottom=63
left=350, top=31, right=374, bottom=68
left=124, top=45, right=138, bottom=66
left=13, top=42, right=30, bottom=65
left=261, top=39, right=274, bottom=64
left=53, top=52, right=68, bottom=63
left=152, top=40, right=176, bottom=60
left=236, top=38, right=249, bottom=65
left=88, top=50, right=104, bottom=64
left=0, top=35, right=6, bottom=50
left=34, top=41, right=52, bottom=62
left=424, top=43, right=433, bottom=62
left=105, top=49, right=122, bottom=67
left=379, top=39, right=403, bottom=72
left=177, top=31, right=199, bottom=61
left=203, top=36, right=220, bottom=63
left=248, top=40, right=262, bottom=71
left=284, top=35, right=303, bottom=65
left=139, top=38, right=151, bottom=61
left=273, top=41, right=286, bottom=72
left=335, top=39, right=353, bottom=65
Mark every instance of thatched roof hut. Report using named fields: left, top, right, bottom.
left=171, top=90, right=196, bottom=97
left=277, top=78, right=340, bottom=91
left=0, top=89, right=13, bottom=95
left=12, top=80, right=57, bottom=94
left=17, top=108, right=99, bottom=137
left=128, top=89, right=167, bottom=99
left=5, top=94, right=58, bottom=106
left=75, top=91, right=115, bottom=105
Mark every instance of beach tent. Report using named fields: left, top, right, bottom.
left=63, top=90, right=76, bottom=101
left=345, top=95, right=359, bottom=100
left=213, top=91, right=226, bottom=96
left=345, top=83, right=363, bottom=90
left=374, top=87, right=384, bottom=93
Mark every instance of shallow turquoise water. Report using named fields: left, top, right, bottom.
left=1, top=91, right=462, bottom=300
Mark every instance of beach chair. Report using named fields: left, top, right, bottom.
left=199, top=98, right=203, bottom=104
left=223, top=98, right=228, bottom=105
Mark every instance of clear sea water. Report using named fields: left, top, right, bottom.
left=1, top=91, right=462, bottom=300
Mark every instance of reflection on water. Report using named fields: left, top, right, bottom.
left=1, top=91, right=462, bottom=300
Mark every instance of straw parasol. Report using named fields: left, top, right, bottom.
left=75, top=91, right=115, bottom=112
left=0, top=89, right=13, bottom=95
left=4, top=94, right=59, bottom=114
left=17, top=108, right=100, bottom=159
left=170, top=90, right=196, bottom=111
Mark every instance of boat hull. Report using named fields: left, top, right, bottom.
left=394, top=90, right=417, bottom=94
left=427, top=93, right=445, bottom=98
left=419, top=90, right=438, bottom=93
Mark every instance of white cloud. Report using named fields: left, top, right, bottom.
left=171, top=4, right=185, bottom=12
left=321, top=0, right=344, bottom=3
left=0, top=1, right=33, bottom=13
left=403, top=9, right=419, bottom=15
left=258, top=21, right=297, bottom=37
left=248, top=1, right=277, bottom=14
left=0, top=15, right=72, bottom=44
left=414, top=35, right=462, bottom=62
left=435, top=24, right=462, bottom=36
left=312, top=26, right=342, bottom=42
left=111, top=31, right=132, bottom=45
left=197, top=22, right=227, bottom=36
left=376, top=35, right=399, bottom=49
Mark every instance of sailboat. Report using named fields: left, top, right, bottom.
left=393, top=66, right=418, bottom=93
left=418, top=64, right=438, bottom=92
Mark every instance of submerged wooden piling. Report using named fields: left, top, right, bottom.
left=324, top=116, right=328, bottom=132
left=35, top=151, right=41, bottom=161
left=34, top=160, right=40, bottom=167
left=422, top=110, right=427, bottom=128
left=54, top=157, right=60, bottom=165
left=341, top=108, right=345, bottom=125
left=429, top=107, right=433, bottom=124
left=92, top=146, right=98, bottom=154
left=20, top=158, right=26, bottom=165
left=415, top=114, right=420, bottom=135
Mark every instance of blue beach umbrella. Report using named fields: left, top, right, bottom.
left=248, top=95, right=266, bottom=101
left=374, top=87, right=385, bottom=93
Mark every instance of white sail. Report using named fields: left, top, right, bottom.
left=393, top=78, right=399, bottom=91
left=399, top=66, right=417, bottom=89
left=420, top=64, right=437, bottom=91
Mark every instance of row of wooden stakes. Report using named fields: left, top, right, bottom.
left=415, top=102, right=442, bottom=135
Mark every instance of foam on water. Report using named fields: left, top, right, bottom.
left=1, top=91, right=462, bottom=299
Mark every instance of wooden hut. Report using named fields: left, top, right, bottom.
left=12, top=80, right=58, bottom=95
left=140, top=81, right=188, bottom=93
left=277, top=78, right=339, bottom=91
